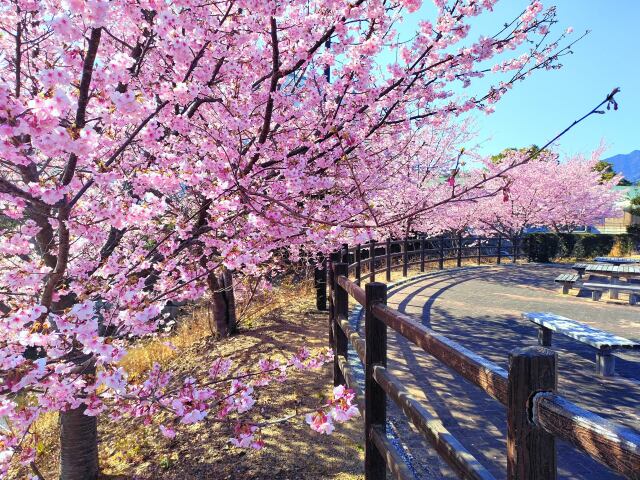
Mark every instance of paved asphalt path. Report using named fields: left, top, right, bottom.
left=374, top=263, right=640, bottom=479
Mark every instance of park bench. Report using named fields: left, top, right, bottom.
left=554, top=273, right=580, bottom=294
left=571, top=263, right=588, bottom=277
left=523, top=312, right=640, bottom=376
left=583, top=282, right=640, bottom=305
left=595, top=256, right=639, bottom=266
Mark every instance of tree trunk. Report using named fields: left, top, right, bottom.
left=59, top=404, right=98, bottom=480
left=207, top=267, right=237, bottom=337
left=222, top=268, right=237, bottom=335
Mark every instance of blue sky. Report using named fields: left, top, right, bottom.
left=389, top=0, right=640, bottom=160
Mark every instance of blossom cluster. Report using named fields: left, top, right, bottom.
left=0, top=0, right=581, bottom=475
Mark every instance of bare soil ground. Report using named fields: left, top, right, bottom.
left=29, top=281, right=364, bottom=480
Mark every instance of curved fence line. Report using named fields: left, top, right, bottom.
left=323, top=237, right=639, bottom=480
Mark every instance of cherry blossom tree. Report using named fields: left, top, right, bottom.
left=477, top=148, right=622, bottom=237
left=0, top=0, right=587, bottom=477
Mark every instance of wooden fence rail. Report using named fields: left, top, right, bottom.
left=324, top=236, right=640, bottom=480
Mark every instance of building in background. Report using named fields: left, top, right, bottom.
left=591, top=185, right=640, bottom=234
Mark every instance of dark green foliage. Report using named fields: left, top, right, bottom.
left=593, top=160, right=632, bottom=185
left=593, top=160, right=616, bottom=183
left=626, top=194, right=640, bottom=216
left=572, top=235, right=615, bottom=259
left=627, top=224, right=640, bottom=239
left=491, top=145, right=540, bottom=164
left=557, top=233, right=577, bottom=258
left=593, top=160, right=633, bottom=187
left=616, top=234, right=636, bottom=255
left=524, top=233, right=634, bottom=262
left=524, top=233, right=560, bottom=262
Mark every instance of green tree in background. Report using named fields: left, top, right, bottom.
left=491, top=145, right=541, bottom=164
left=593, top=160, right=632, bottom=185
left=626, top=193, right=640, bottom=216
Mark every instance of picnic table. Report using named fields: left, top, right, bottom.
left=594, top=256, right=640, bottom=266
left=585, top=264, right=640, bottom=278
left=584, top=264, right=640, bottom=300
left=523, top=312, right=640, bottom=376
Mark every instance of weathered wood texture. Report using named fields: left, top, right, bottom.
left=328, top=237, right=640, bottom=480
left=340, top=243, right=349, bottom=263
left=386, top=238, right=392, bottom=281
left=523, top=312, right=640, bottom=350
left=371, top=303, right=508, bottom=405
left=314, top=258, right=327, bottom=310
left=337, top=316, right=365, bottom=363
left=333, top=263, right=349, bottom=386
left=532, top=392, right=640, bottom=480
left=355, top=244, right=362, bottom=284
left=373, top=366, right=496, bottom=480
left=370, top=240, right=376, bottom=282
left=336, top=274, right=366, bottom=306
left=507, top=346, right=557, bottom=480
left=337, top=354, right=365, bottom=412
left=365, top=282, right=388, bottom=480
left=370, top=425, right=417, bottom=480
left=327, top=253, right=339, bottom=348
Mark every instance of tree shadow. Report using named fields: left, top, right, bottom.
left=373, top=264, right=638, bottom=479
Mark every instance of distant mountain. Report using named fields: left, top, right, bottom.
left=605, top=150, right=640, bottom=183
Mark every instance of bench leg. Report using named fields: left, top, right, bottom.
left=596, top=351, right=615, bottom=377
left=538, top=327, right=552, bottom=347
left=591, top=290, right=602, bottom=301
left=562, top=282, right=570, bottom=295
left=610, top=276, right=620, bottom=300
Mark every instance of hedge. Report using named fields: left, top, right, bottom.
left=523, top=233, right=637, bottom=262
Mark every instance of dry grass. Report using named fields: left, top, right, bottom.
left=28, top=279, right=364, bottom=480
left=119, top=305, right=212, bottom=382
left=609, top=238, right=640, bottom=258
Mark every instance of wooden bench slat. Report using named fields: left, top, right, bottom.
left=523, top=312, right=640, bottom=350
left=586, top=264, right=640, bottom=275
left=554, top=274, right=579, bottom=282
left=595, top=256, right=640, bottom=264
left=583, top=282, right=640, bottom=292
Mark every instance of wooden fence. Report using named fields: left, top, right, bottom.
left=315, top=235, right=520, bottom=311
left=322, top=236, right=640, bottom=480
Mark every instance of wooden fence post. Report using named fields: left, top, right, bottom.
left=457, top=233, right=463, bottom=268
left=333, top=263, right=349, bottom=386
left=341, top=243, right=349, bottom=264
left=385, top=238, right=392, bottom=282
left=420, top=236, right=426, bottom=272
left=370, top=240, right=376, bottom=282
left=497, top=235, right=502, bottom=265
left=365, top=282, right=388, bottom=480
left=314, top=253, right=327, bottom=311
left=355, top=244, right=362, bottom=285
left=328, top=253, right=339, bottom=349
left=439, top=236, right=444, bottom=270
left=507, top=346, right=557, bottom=480
left=402, top=238, right=409, bottom=277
